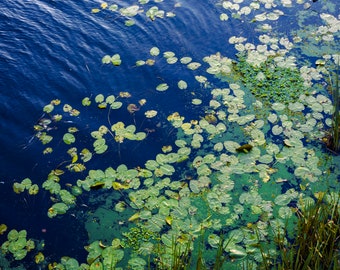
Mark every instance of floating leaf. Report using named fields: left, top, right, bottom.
left=192, top=98, right=202, bottom=105
left=150, top=47, right=160, bottom=56
left=274, top=194, right=292, bottom=206
left=167, top=57, right=178, bottom=64
left=28, top=184, right=39, bottom=195
left=102, top=55, right=111, bottom=64
left=63, top=133, right=75, bottom=145
left=111, top=54, right=122, bottom=66
left=187, top=62, right=201, bottom=70
left=47, top=202, right=68, bottom=218
left=91, top=8, right=101, bottom=13
left=95, top=94, right=104, bottom=103
left=125, top=19, right=135, bottom=26
left=145, top=110, right=158, bottom=118
left=136, top=60, right=146, bottom=66
left=180, top=57, right=192, bottom=64
left=111, top=101, right=123, bottom=109
left=128, top=257, right=147, bottom=269
left=163, top=51, right=175, bottom=58
left=120, top=5, right=140, bottom=17
left=43, top=104, right=54, bottom=113
left=156, top=83, right=169, bottom=91
left=80, top=148, right=92, bottom=162
left=177, top=80, right=187, bottom=90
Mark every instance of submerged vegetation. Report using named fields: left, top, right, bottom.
left=1, top=0, right=340, bottom=269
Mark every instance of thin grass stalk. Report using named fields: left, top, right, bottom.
left=212, top=234, right=231, bottom=270
left=195, top=231, right=205, bottom=270
left=171, top=236, right=192, bottom=270
left=333, top=62, right=340, bottom=152
left=254, top=226, right=270, bottom=270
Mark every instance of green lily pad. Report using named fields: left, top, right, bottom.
left=48, top=202, right=68, bottom=218
left=163, top=51, right=175, bottom=58
left=125, top=19, right=135, bottom=26
left=63, top=133, right=75, bottom=144
left=150, top=46, right=160, bottom=56
left=102, top=247, right=124, bottom=268
left=187, top=62, right=201, bottom=70
left=145, top=160, right=159, bottom=170
left=167, top=57, right=178, bottom=64
left=43, top=104, right=54, bottom=113
left=128, top=257, right=147, bottom=270
left=102, top=55, right=111, bottom=64
left=274, top=194, right=292, bottom=206
left=111, top=54, right=122, bottom=66
left=180, top=57, right=192, bottom=64
left=156, top=83, right=169, bottom=91
left=178, top=80, right=187, bottom=89
left=28, top=184, right=39, bottom=195
left=159, top=164, right=175, bottom=176
left=120, top=5, right=140, bottom=17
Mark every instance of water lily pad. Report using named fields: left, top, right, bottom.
left=156, top=83, right=169, bottom=91
left=120, top=5, right=140, bottom=17
left=48, top=202, right=68, bottom=218
left=136, top=60, right=146, bottom=66
left=274, top=194, right=292, bottom=206
left=63, top=133, right=75, bottom=144
left=145, top=160, right=159, bottom=170
left=150, top=46, right=160, bottom=56
left=180, top=57, right=192, bottom=64
left=102, top=55, right=111, bottom=64
left=43, top=104, right=54, bottom=113
left=192, top=98, right=202, bottom=105
left=163, top=51, right=175, bottom=58
left=145, top=110, right=158, bottom=118
left=28, top=184, right=39, bottom=195
left=178, top=80, right=187, bottom=89
left=187, top=62, right=201, bottom=70
left=167, top=57, right=178, bottom=64
left=111, top=54, right=122, bottom=66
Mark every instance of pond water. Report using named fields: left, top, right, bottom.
left=0, top=0, right=339, bottom=269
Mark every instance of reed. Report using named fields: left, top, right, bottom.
left=153, top=231, right=232, bottom=270
left=332, top=62, right=339, bottom=153
left=266, top=193, right=340, bottom=270
left=323, top=59, right=340, bottom=154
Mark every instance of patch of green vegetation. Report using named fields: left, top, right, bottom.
left=234, top=52, right=307, bottom=105
left=122, top=224, right=160, bottom=252
left=259, top=192, right=340, bottom=270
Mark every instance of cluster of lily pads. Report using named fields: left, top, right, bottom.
left=2, top=0, right=340, bottom=269
left=0, top=229, right=35, bottom=261
left=91, top=0, right=180, bottom=26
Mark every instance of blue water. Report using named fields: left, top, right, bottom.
left=0, top=0, right=240, bottom=265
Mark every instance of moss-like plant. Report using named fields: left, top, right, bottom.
left=122, top=224, right=159, bottom=252
left=233, top=52, right=307, bottom=105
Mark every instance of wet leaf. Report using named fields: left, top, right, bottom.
left=156, top=83, right=169, bottom=91
left=63, top=133, right=75, bottom=145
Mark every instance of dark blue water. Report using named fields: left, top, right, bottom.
left=0, top=0, right=242, bottom=265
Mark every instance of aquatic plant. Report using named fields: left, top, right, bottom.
left=233, top=52, right=307, bottom=105
left=328, top=59, right=340, bottom=153
left=260, top=192, right=340, bottom=270
left=0, top=229, right=35, bottom=261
